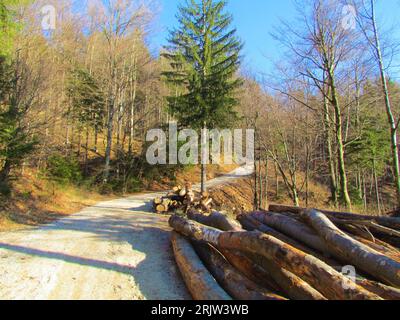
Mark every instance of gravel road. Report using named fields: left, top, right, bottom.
left=0, top=164, right=253, bottom=300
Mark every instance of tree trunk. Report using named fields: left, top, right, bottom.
left=193, top=242, right=287, bottom=300
left=0, top=160, right=12, bottom=185
left=220, top=249, right=282, bottom=293
left=301, top=209, right=400, bottom=288
left=169, top=215, right=381, bottom=300
left=268, top=204, right=400, bottom=230
left=249, top=211, right=330, bottom=254
left=103, top=101, right=115, bottom=183
left=323, top=79, right=338, bottom=207
left=274, top=162, right=279, bottom=198
left=170, top=231, right=231, bottom=300
left=239, top=213, right=340, bottom=267
left=201, top=124, right=207, bottom=194
left=84, top=125, right=89, bottom=176
left=372, top=159, right=381, bottom=214
left=329, top=68, right=351, bottom=209
left=264, top=158, right=269, bottom=209
left=358, top=279, right=400, bottom=300
left=370, top=0, right=400, bottom=207
left=128, top=57, right=137, bottom=155
left=187, top=209, right=242, bottom=232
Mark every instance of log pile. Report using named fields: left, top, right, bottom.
left=169, top=204, right=400, bottom=300
left=153, top=183, right=214, bottom=214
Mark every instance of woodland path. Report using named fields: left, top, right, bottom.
left=0, top=164, right=253, bottom=300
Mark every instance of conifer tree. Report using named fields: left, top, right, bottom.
left=163, top=0, right=242, bottom=192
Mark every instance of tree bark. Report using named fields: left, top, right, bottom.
left=249, top=211, right=330, bottom=254
left=301, top=209, right=400, bottom=288
left=238, top=214, right=340, bottom=267
left=170, top=231, right=232, bottom=300
left=188, top=209, right=242, bottom=232
left=268, top=204, right=400, bottom=230
left=358, top=279, right=400, bottom=300
left=169, top=215, right=381, bottom=300
left=193, top=242, right=287, bottom=300
left=220, top=249, right=282, bottom=293
left=370, top=0, right=400, bottom=207
left=328, top=68, right=351, bottom=209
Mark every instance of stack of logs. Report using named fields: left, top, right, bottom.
left=153, top=183, right=213, bottom=214
left=169, top=204, right=400, bottom=300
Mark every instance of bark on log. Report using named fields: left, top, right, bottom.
left=206, top=215, right=325, bottom=300
left=238, top=214, right=340, bottom=267
left=332, top=218, right=400, bottom=239
left=200, top=198, right=213, bottom=212
left=170, top=231, right=232, bottom=300
left=220, top=249, right=328, bottom=300
left=220, top=249, right=282, bottom=293
left=357, top=279, right=400, bottom=300
left=169, top=215, right=381, bottom=300
left=301, top=209, right=400, bottom=288
left=249, top=211, right=330, bottom=254
left=188, top=209, right=243, bottom=232
left=352, top=235, right=400, bottom=263
left=193, top=242, right=287, bottom=300
left=242, top=252, right=326, bottom=300
left=269, top=204, right=400, bottom=230
left=156, top=204, right=168, bottom=212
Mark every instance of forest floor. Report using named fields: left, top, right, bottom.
left=0, top=164, right=253, bottom=300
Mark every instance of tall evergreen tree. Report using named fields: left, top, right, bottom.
left=163, top=0, right=243, bottom=192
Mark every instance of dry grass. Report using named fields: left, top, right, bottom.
left=209, top=168, right=335, bottom=216
left=0, top=170, right=110, bottom=232
left=145, top=163, right=238, bottom=191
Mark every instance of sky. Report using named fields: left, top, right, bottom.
left=149, top=0, right=400, bottom=78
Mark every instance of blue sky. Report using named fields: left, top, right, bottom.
left=149, top=0, right=400, bottom=77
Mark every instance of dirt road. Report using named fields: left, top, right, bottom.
left=0, top=165, right=253, bottom=300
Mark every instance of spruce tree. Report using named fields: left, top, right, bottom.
left=163, top=0, right=242, bottom=192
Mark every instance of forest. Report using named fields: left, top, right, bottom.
left=1, top=0, right=400, bottom=219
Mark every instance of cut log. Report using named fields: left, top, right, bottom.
left=188, top=209, right=243, bottom=232
left=249, top=211, right=330, bottom=254
left=193, top=242, right=287, bottom=300
left=244, top=252, right=327, bottom=300
left=200, top=198, right=213, bottom=212
left=351, top=235, right=400, bottom=263
left=156, top=204, right=168, bottom=213
left=170, top=231, right=232, bottom=300
left=220, top=249, right=282, bottom=293
left=169, top=215, right=381, bottom=300
left=269, top=204, right=400, bottom=230
left=238, top=213, right=316, bottom=252
left=238, top=214, right=340, bottom=267
left=202, top=191, right=210, bottom=199
left=357, top=279, right=400, bottom=300
left=333, top=218, right=400, bottom=239
left=219, top=249, right=326, bottom=300
left=301, top=209, right=400, bottom=288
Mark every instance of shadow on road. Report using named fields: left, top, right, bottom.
left=0, top=213, right=189, bottom=300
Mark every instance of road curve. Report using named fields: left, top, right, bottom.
left=0, top=164, right=253, bottom=300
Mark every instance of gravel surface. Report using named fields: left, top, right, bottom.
left=0, top=164, right=253, bottom=300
